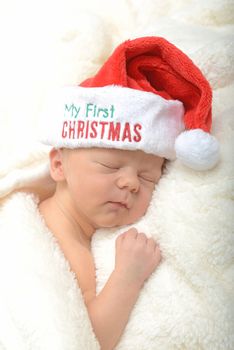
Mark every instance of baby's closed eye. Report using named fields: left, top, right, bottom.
left=138, top=171, right=161, bottom=183
left=97, top=161, right=119, bottom=170
left=139, top=174, right=156, bottom=183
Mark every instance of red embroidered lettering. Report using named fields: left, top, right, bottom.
left=133, top=123, right=142, bottom=142
left=122, top=122, right=132, bottom=142
left=85, top=120, right=90, bottom=139
left=108, top=122, right=120, bottom=141
left=90, top=121, right=98, bottom=138
left=62, top=121, right=68, bottom=138
left=77, top=121, right=85, bottom=138
left=99, top=121, right=108, bottom=139
left=69, top=121, right=76, bottom=139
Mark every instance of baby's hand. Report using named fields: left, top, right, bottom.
left=114, top=228, right=161, bottom=289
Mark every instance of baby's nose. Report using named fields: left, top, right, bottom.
left=116, top=168, right=140, bottom=193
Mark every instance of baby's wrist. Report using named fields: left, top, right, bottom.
left=111, top=268, right=143, bottom=293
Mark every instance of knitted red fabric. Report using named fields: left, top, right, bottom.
left=80, top=36, right=212, bottom=132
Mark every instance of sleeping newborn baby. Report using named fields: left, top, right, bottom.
left=39, top=147, right=164, bottom=349
left=0, top=36, right=219, bottom=350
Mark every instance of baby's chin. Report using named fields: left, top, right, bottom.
left=94, top=214, right=142, bottom=230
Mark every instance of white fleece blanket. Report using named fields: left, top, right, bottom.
left=0, top=1, right=234, bottom=349
left=0, top=192, right=99, bottom=350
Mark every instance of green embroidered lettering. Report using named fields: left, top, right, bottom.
left=86, top=103, right=95, bottom=117
left=64, top=104, right=80, bottom=118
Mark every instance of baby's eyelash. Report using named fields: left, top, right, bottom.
left=139, top=175, right=155, bottom=183
left=99, top=162, right=119, bottom=170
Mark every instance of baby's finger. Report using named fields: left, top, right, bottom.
left=136, top=232, right=148, bottom=243
left=115, top=232, right=125, bottom=247
left=115, top=227, right=138, bottom=247
left=124, top=227, right=138, bottom=239
left=146, top=237, right=157, bottom=250
left=154, top=245, right=162, bottom=264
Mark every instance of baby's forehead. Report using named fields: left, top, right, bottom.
left=90, top=147, right=164, bottom=168
left=63, top=147, right=164, bottom=168
left=89, top=147, right=147, bottom=159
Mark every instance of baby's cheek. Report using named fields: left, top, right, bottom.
left=141, top=188, right=154, bottom=209
left=132, top=193, right=151, bottom=220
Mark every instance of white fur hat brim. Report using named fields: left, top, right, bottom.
left=40, top=85, right=185, bottom=160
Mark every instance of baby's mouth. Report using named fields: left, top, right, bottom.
left=108, top=201, right=128, bottom=209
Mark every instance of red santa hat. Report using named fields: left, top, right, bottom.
left=41, top=36, right=220, bottom=171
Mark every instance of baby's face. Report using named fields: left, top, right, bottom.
left=61, top=147, right=164, bottom=229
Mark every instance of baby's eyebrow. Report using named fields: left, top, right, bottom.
left=139, top=162, right=158, bottom=171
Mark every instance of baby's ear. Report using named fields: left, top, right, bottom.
left=49, top=148, right=65, bottom=182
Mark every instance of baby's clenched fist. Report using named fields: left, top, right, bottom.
left=114, top=228, right=161, bottom=289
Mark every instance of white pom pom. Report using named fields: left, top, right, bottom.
left=175, top=129, right=220, bottom=171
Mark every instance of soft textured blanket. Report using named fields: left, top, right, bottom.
left=0, top=192, right=99, bottom=350
left=0, top=1, right=233, bottom=349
